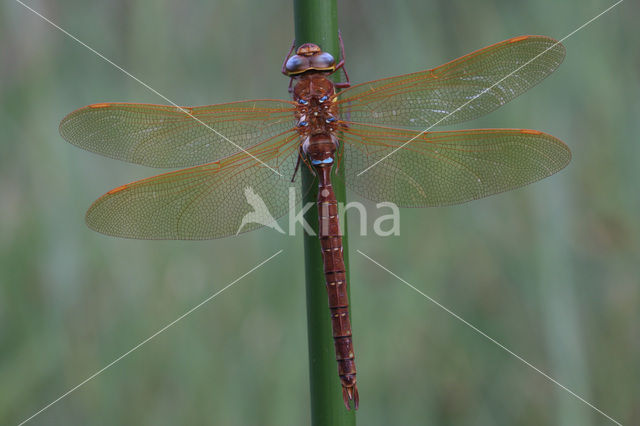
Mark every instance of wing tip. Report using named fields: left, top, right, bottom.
left=522, top=128, right=572, bottom=170
left=506, top=34, right=566, bottom=59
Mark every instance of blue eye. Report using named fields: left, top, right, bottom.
left=319, top=95, right=329, bottom=103
left=299, top=121, right=309, bottom=127
left=311, top=158, right=334, bottom=165
left=325, top=117, right=337, bottom=123
left=298, top=99, right=308, bottom=105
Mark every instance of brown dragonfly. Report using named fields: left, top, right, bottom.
left=59, top=35, right=570, bottom=410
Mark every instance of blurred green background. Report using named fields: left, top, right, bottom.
left=1, top=0, right=638, bottom=425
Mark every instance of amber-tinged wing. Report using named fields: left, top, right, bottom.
left=60, top=100, right=295, bottom=167
left=340, top=123, right=570, bottom=207
left=85, top=130, right=302, bottom=239
left=336, top=36, right=565, bottom=129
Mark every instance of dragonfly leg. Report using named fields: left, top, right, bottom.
left=333, top=140, right=344, bottom=173
left=333, top=30, right=351, bottom=88
left=282, top=38, right=298, bottom=93
left=281, top=37, right=297, bottom=75
left=291, top=146, right=303, bottom=182
left=290, top=146, right=314, bottom=182
left=301, top=152, right=315, bottom=176
left=288, top=77, right=295, bottom=94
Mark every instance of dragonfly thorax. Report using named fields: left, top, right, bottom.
left=293, top=74, right=339, bottom=138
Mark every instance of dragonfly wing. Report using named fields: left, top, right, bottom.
left=86, top=130, right=303, bottom=239
left=340, top=122, right=570, bottom=207
left=60, top=100, right=295, bottom=167
left=336, top=36, right=565, bottom=129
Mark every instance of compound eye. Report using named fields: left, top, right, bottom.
left=310, top=52, right=335, bottom=69
left=319, top=95, right=329, bottom=103
left=285, top=55, right=309, bottom=74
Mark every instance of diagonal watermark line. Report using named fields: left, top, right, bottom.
left=15, top=0, right=283, bottom=176
left=357, top=0, right=623, bottom=177
left=17, top=249, right=284, bottom=426
left=357, top=249, right=622, bottom=426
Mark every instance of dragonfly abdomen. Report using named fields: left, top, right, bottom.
left=314, top=162, right=359, bottom=410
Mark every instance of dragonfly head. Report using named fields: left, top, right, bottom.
left=284, top=43, right=336, bottom=76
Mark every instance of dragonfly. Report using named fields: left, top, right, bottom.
left=59, top=35, right=570, bottom=410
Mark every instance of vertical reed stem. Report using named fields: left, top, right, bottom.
left=293, top=1, right=355, bottom=424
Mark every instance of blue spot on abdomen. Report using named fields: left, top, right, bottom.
left=311, top=158, right=334, bottom=165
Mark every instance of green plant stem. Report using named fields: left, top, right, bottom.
left=293, top=1, right=355, bottom=425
